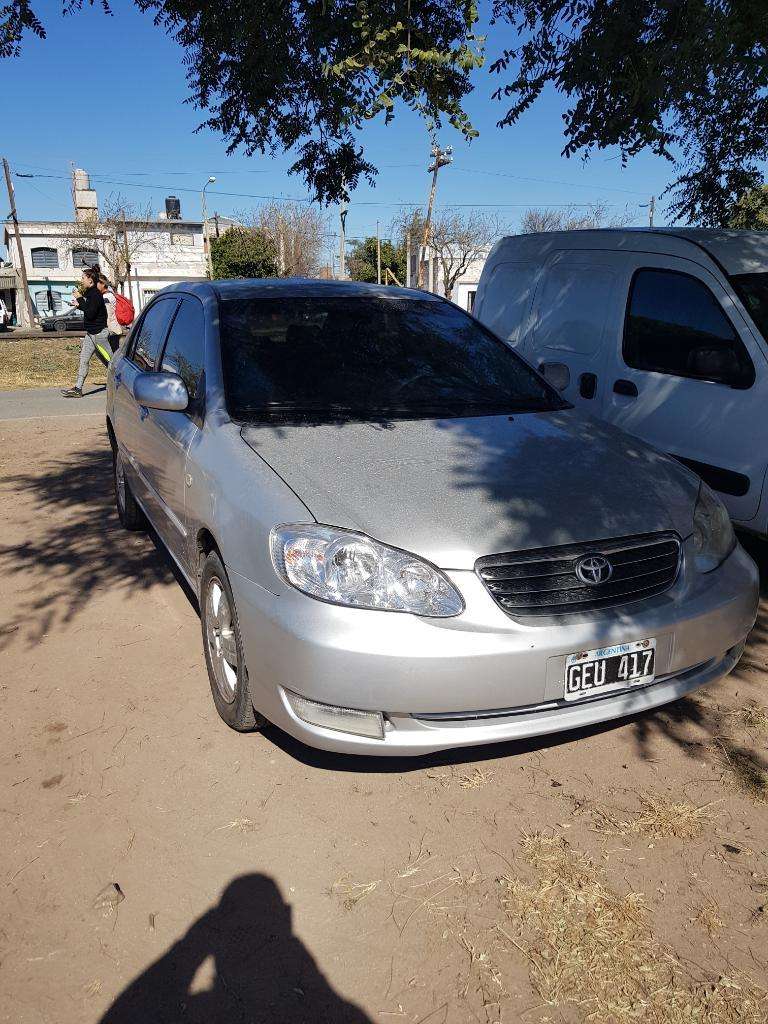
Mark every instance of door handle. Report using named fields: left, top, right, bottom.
left=139, top=405, right=149, bottom=421
left=114, top=371, right=122, bottom=388
left=613, top=379, right=638, bottom=397
left=579, top=372, right=597, bottom=399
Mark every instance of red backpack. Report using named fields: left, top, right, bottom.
left=114, top=293, right=135, bottom=327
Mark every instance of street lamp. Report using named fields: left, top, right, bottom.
left=201, top=176, right=216, bottom=279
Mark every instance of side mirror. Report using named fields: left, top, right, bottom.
left=132, top=370, right=189, bottom=412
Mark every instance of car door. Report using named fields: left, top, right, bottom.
left=111, top=296, right=180, bottom=514
left=137, top=296, right=207, bottom=573
left=601, top=257, right=768, bottom=522
left=524, top=252, right=621, bottom=408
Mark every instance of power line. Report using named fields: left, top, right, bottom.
left=15, top=171, right=641, bottom=212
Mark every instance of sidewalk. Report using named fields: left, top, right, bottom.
left=0, top=385, right=106, bottom=420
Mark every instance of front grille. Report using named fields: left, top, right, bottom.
left=476, top=532, right=681, bottom=618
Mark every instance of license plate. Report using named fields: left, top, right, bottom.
left=564, top=638, right=656, bottom=702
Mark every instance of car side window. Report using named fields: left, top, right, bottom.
left=623, top=268, right=755, bottom=388
left=160, top=297, right=206, bottom=419
left=129, top=298, right=178, bottom=372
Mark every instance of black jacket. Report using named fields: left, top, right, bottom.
left=76, top=286, right=107, bottom=334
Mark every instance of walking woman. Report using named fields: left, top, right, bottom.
left=61, top=266, right=109, bottom=398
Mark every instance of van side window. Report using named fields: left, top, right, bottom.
left=623, top=269, right=755, bottom=388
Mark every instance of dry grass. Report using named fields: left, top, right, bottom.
left=593, top=792, right=714, bottom=840
left=0, top=337, right=107, bottom=389
left=727, top=700, right=768, bottom=734
left=458, top=767, right=495, bottom=790
left=500, top=832, right=767, bottom=1023
left=690, top=896, right=725, bottom=937
left=332, top=875, right=380, bottom=910
left=716, top=741, right=768, bottom=802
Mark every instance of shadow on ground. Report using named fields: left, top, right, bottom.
left=1, top=435, right=766, bottom=781
left=0, top=440, right=195, bottom=653
left=97, top=874, right=371, bottom=1024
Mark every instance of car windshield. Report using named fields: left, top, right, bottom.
left=731, top=272, right=768, bottom=340
left=219, top=294, right=566, bottom=422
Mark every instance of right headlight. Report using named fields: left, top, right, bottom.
left=270, top=524, right=464, bottom=617
left=692, top=482, right=736, bottom=573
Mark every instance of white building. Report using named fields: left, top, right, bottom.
left=1, top=171, right=215, bottom=327
left=408, top=247, right=490, bottom=312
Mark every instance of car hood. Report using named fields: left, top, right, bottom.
left=241, top=410, right=698, bottom=570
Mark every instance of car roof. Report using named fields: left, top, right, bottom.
left=164, top=278, right=443, bottom=302
left=486, top=228, right=768, bottom=276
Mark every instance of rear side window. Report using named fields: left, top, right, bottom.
left=476, top=262, right=536, bottom=345
left=129, top=298, right=178, bottom=371
left=623, top=269, right=754, bottom=388
left=161, top=297, right=206, bottom=410
left=535, top=264, right=615, bottom=355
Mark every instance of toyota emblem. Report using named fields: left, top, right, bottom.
left=575, top=553, right=613, bottom=586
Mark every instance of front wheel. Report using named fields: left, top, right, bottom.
left=113, top=446, right=145, bottom=531
left=54, top=319, right=67, bottom=332
left=200, top=551, right=263, bottom=732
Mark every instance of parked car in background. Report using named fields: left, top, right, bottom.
left=106, top=279, right=757, bottom=756
left=40, top=308, right=84, bottom=332
left=474, top=229, right=768, bottom=535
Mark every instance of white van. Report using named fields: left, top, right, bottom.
left=474, top=229, right=768, bottom=535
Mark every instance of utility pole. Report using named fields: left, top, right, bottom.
left=2, top=157, right=35, bottom=328
left=376, top=220, right=381, bottom=285
left=418, top=143, right=452, bottom=290
left=201, top=175, right=215, bottom=279
left=338, top=197, right=348, bottom=279
left=641, top=195, right=656, bottom=228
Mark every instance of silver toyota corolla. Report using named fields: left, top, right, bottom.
left=106, top=279, right=758, bottom=755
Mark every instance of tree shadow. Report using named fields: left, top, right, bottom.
left=0, top=440, right=195, bottom=652
left=98, top=874, right=372, bottom=1024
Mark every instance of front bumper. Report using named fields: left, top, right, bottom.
left=229, top=541, right=758, bottom=756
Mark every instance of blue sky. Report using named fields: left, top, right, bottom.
left=2, top=3, right=677, bottom=260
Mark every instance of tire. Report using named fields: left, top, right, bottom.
left=113, top=446, right=146, bottom=531
left=54, top=319, right=67, bottom=332
left=200, top=551, right=262, bottom=732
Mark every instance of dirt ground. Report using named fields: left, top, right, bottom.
left=1, top=415, right=767, bottom=1024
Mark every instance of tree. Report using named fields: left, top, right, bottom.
left=5, top=2, right=767, bottom=223
left=490, top=1, right=768, bottom=226
left=1, top=0, right=482, bottom=205
left=210, top=227, right=279, bottom=279
left=428, top=209, right=502, bottom=300
left=348, top=236, right=406, bottom=285
left=727, top=186, right=768, bottom=230
left=247, top=202, right=328, bottom=277
left=60, top=194, right=166, bottom=288
left=520, top=201, right=632, bottom=234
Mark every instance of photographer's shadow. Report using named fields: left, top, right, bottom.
left=99, top=874, right=372, bottom=1024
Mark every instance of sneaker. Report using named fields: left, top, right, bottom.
left=61, top=387, right=83, bottom=398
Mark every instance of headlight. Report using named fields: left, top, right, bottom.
left=692, top=482, right=735, bottom=573
left=270, top=525, right=464, bottom=617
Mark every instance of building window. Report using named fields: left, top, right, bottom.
left=35, top=289, right=63, bottom=314
left=72, top=248, right=99, bottom=269
left=31, top=247, right=59, bottom=269
left=467, top=290, right=477, bottom=313
left=170, top=231, right=195, bottom=246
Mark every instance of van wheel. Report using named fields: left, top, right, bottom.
left=113, top=447, right=145, bottom=531
left=200, top=551, right=263, bottom=732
